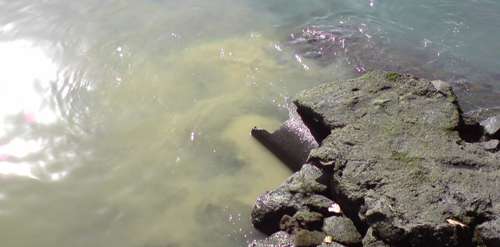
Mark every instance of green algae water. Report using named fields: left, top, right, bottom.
left=0, top=0, right=499, bottom=246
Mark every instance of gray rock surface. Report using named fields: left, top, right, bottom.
left=294, top=71, right=500, bottom=246
left=362, top=228, right=390, bottom=247
left=252, top=104, right=319, bottom=171
left=481, top=140, right=499, bottom=151
left=475, top=218, right=500, bottom=247
left=293, top=211, right=324, bottom=231
left=317, top=243, right=348, bottom=247
left=251, top=164, right=333, bottom=234
left=294, top=230, right=326, bottom=247
left=480, top=116, right=500, bottom=136
left=462, top=108, right=500, bottom=127
left=248, top=231, right=294, bottom=247
left=322, top=216, right=362, bottom=246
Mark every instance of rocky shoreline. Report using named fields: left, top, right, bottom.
left=249, top=71, right=500, bottom=247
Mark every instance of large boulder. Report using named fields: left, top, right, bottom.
left=294, top=71, right=500, bottom=246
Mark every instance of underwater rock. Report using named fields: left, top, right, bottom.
left=322, top=216, right=362, bottom=246
left=293, top=71, right=500, bottom=246
left=288, top=25, right=500, bottom=113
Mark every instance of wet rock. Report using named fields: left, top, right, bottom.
left=251, top=164, right=332, bottom=234
left=294, top=229, right=326, bottom=247
left=279, top=214, right=300, bottom=233
left=481, top=140, right=499, bottom=151
left=294, top=71, right=500, bottom=246
left=463, top=108, right=500, bottom=127
left=431, top=80, right=452, bottom=95
left=362, top=228, right=390, bottom=247
left=248, top=231, right=294, bottom=247
left=252, top=104, right=319, bottom=171
left=293, top=210, right=324, bottom=231
left=480, top=116, right=500, bottom=136
left=280, top=210, right=325, bottom=234
left=322, top=216, right=362, bottom=246
left=475, top=218, right=500, bottom=247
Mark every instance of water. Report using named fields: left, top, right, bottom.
left=0, top=1, right=498, bottom=246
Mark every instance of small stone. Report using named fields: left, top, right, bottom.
left=294, top=229, right=326, bottom=247
left=293, top=210, right=324, bottom=230
left=481, top=140, right=499, bottom=151
left=322, top=216, right=362, bottom=245
left=280, top=215, right=299, bottom=233
left=301, top=194, right=335, bottom=214
left=431, top=80, right=451, bottom=94
left=480, top=115, right=500, bottom=136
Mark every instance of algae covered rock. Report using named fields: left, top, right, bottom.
left=294, top=71, right=500, bottom=246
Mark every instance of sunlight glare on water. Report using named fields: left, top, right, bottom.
left=0, top=39, right=59, bottom=179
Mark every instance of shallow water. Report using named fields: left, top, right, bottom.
left=0, top=1, right=499, bottom=247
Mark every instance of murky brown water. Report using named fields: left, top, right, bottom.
left=0, top=0, right=499, bottom=246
